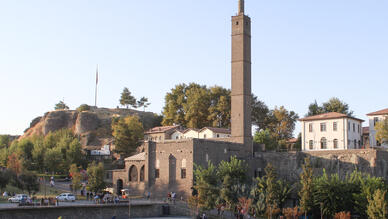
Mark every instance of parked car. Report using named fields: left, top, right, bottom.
left=56, top=193, right=76, bottom=202
left=8, top=194, right=29, bottom=203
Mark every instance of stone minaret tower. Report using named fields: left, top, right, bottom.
left=231, top=0, right=252, bottom=148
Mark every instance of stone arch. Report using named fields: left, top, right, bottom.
left=129, top=165, right=138, bottom=182
left=116, top=179, right=123, bottom=195
left=140, top=165, right=145, bottom=182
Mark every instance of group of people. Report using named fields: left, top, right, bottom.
left=166, top=192, right=177, bottom=204
left=86, top=192, right=120, bottom=204
left=2, top=191, right=14, bottom=197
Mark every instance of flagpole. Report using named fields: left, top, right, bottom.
left=95, top=64, right=98, bottom=107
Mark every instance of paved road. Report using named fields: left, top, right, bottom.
left=0, top=199, right=165, bottom=209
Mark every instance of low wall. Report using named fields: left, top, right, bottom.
left=0, top=203, right=186, bottom=219
left=257, top=149, right=388, bottom=181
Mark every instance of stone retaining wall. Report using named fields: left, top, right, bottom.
left=0, top=203, right=185, bottom=219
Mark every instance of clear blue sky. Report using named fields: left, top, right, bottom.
left=0, top=0, right=387, bottom=135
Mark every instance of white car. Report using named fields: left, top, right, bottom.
left=8, top=194, right=29, bottom=203
left=56, top=193, right=76, bottom=202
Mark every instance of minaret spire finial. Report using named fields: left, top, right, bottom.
left=238, top=0, right=244, bottom=14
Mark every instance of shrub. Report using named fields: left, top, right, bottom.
left=77, top=104, right=91, bottom=112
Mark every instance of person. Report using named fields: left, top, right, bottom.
left=171, top=192, right=176, bottom=204
left=86, top=192, right=89, bottom=201
left=2, top=191, right=7, bottom=197
left=114, top=196, right=119, bottom=204
left=146, top=191, right=150, bottom=200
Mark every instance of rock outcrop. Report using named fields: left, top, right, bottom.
left=21, top=107, right=161, bottom=147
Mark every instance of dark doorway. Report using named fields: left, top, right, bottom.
left=117, top=179, right=123, bottom=195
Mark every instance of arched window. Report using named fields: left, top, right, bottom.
left=333, top=139, right=338, bottom=149
left=129, top=165, right=138, bottom=182
left=354, top=139, right=357, bottom=148
left=140, top=165, right=145, bottom=182
left=321, top=137, right=327, bottom=149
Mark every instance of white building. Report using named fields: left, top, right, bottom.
left=300, top=112, right=363, bottom=151
left=367, top=108, right=388, bottom=148
left=170, top=127, right=231, bottom=140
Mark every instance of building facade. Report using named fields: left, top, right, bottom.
left=367, top=108, right=388, bottom=147
left=300, top=112, right=363, bottom=151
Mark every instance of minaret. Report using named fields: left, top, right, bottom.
left=231, top=0, right=252, bottom=147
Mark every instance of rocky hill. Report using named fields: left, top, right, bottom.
left=21, top=107, right=161, bottom=147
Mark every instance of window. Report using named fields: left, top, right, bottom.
left=204, top=134, right=207, bottom=139
left=358, top=140, right=361, bottom=148
left=236, top=21, right=239, bottom=25
left=309, top=140, right=314, bottom=149
left=140, top=166, right=145, bottom=182
left=320, top=123, right=326, bottom=132
left=354, top=140, right=357, bottom=148
left=181, top=169, right=186, bottom=179
left=374, top=117, right=379, bottom=126
left=155, top=169, right=160, bottom=178
left=333, top=122, right=338, bottom=131
left=353, top=123, right=355, bottom=132
left=217, top=134, right=220, bottom=138
left=321, top=137, right=327, bottom=149
left=176, top=136, right=178, bottom=139
left=309, top=123, right=313, bottom=132
left=333, top=139, right=338, bottom=149
left=348, top=122, right=351, bottom=131
left=358, top=124, right=360, bottom=133
left=348, top=139, right=351, bottom=147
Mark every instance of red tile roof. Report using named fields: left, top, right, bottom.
left=367, top=108, right=388, bottom=116
left=199, top=127, right=231, bottom=134
left=144, top=125, right=180, bottom=134
left=299, top=112, right=364, bottom=122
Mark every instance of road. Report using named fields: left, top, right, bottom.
left=0, top=199, right=165, bottom=209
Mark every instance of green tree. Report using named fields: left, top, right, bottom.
left=119, top=87, right=136, bottom=108
left=306, top=100, right=324, bottom=116
left=264, top=163, right=279, bottom=218
left=306, top=98, right=353, bottom=116
left=367, top=189, right=387, bottom=219
left=207, top=86, right=231, bottom=128
left=44, top=147, right=63, bottom=173
left=253, top=129, right=277, bottom=151
left=0, top=135, right=10, bottom=149
left=69, top=164, right=82, bottom=194
left=193, top=162, right=220, bottom=210
left=0, top=170, right=10, bottom=192
left=267, top=106, right=299, bottom=149
left=77, top=104, right=91, bottom=112
left=112, top=115, right=144, bottom=157
left=299, top=157, right=314, bottom=218
left=86, top=162, right=106, bottom=193
left=17, top=172, right=40, bottom=196
left=66, top=139, right=84, bottom=167
left=375, top=117, right=388, bottom=145
left=183, top=84, right=211, bottom=129
left=218, top=156, right=248, bottom=209
left=55, top=100, right=69, bottom=110
left=251, top=94, right=270, bottom=131
left=137, top=97, right=151, bottom=111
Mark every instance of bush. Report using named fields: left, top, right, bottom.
left=77, top=104, right=91, bottom=112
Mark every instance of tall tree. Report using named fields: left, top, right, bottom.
left=306, top=98, right=353, bottom=116
left=55, top=101, right=69, bottom=110
left=137, top=97, right=151, bottom=111
left=375, top=117, right=388, bottom=145
left=69, top=164, right=82, bottom=194
left=207, top=86, right=231, bottom=128
left=267, top=106, right=299, bottom=148
left=193, top=162, right=220, bottom=210
left=306, top=100, right=324, bottom=116
left=119, top=87, right=136, bottom=109
left=86, top=162, right=106, bottom=194
left=0, top=135, right=10, bottom=149
left=183, top=84, right=211, bottom=129
left=112, top=115, right=144, bottom=157
left=251, top=94, right=270, bottom=131
left=299, top=157, right=314, bottom=218
left=17, top=172, right=40, bottom=196
left=367, top=189, right=387, bottom=219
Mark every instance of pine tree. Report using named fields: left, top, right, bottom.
left=119, top=87, right=136, bottom=109
left=367, top=189, right=387, bottom=219
left=299, top=157, right=314, bottom=218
